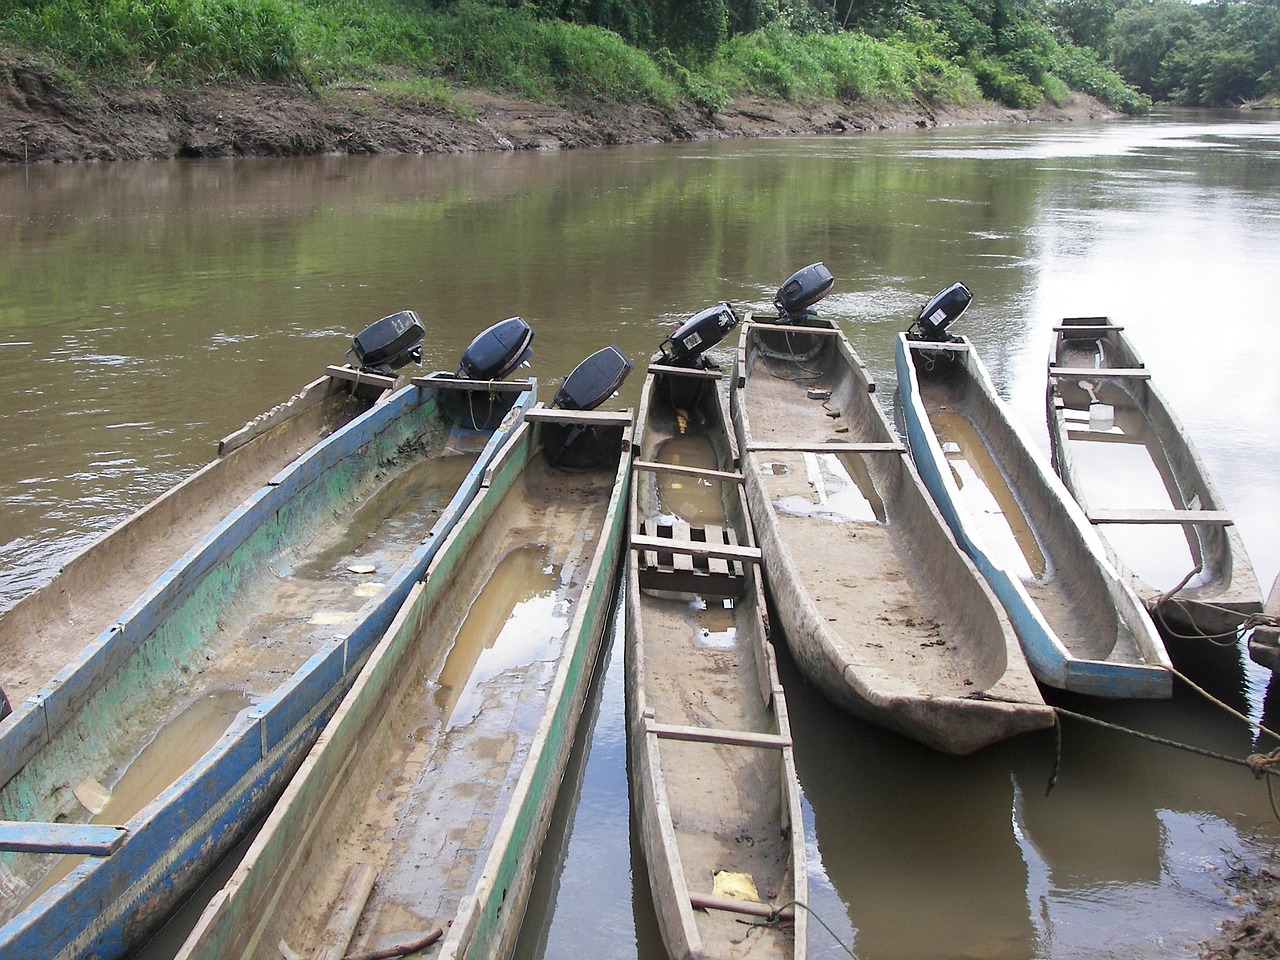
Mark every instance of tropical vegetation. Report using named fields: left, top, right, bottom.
left=0, top=0, right=1274, bottom=118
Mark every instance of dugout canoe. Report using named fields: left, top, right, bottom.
left=627, top=351, right=807, bottom=960
left=730, top=315, right=1053, bottom=755
left=176, top=400, right=633, bottom=960
left=1046, top=316, right=1262, bottom=640
left=0, top=368, right=536, bottom=960
left=896, top=333, right=1172, bottom=698
left=0, top=364, right=398, bottom=715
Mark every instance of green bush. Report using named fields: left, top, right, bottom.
left=1, top=0, right=300, bottom=80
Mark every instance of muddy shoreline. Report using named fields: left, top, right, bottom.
left=2, top=53, right=1120, bottom=164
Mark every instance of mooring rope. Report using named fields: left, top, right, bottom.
left=1149, top=564, right=1278, bottom=644
left=745, top=899, right=859, bottom=958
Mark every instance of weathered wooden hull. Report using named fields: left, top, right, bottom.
left=731, top=318, right=1053, bottom=755
left=1046, top=317, right=1262, bottom=640
left=626, top=360, right=807, bottom=960
left=1247, top=574, right=1280, bottom=671
left=0, top=368, right=393, bottom=712
left=896, top=334, right=1171, bottom=698
left=0, top=375, right=536, bottom=960
left=176, top=405, right=632, bottom=960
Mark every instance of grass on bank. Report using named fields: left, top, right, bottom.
left=0, top=0, right=1150, bottom=115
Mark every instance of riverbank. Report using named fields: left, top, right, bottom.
left=1, top=51, right=1119, bottom=163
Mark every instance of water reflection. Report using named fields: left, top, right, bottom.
left=2, top=112, right=1280, bottom=959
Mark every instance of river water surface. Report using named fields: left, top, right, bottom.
left=2, top=109, right=1279, bottom=959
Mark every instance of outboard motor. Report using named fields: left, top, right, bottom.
left=458, top=316, right=534, bottom=380
left=909, top=282, right=972, bottom=341
left=657, top=302, right=740, bottom=369
left=545, top=344, right=634, bottom=468
left=442, top=316, right=536, bottom=431
left=775, top=262, right=835, bottom=322
left=552, top=344, right=633, bottom=411
left=350, top=310, right=426, bottom=374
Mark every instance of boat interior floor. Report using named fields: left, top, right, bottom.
left=276, top=461, right=614, bottom=955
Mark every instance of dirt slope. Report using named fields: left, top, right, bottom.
left=1, top=53, right=1117, bottom=163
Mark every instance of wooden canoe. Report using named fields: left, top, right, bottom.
left=0, top=365, right=397, bottom=713
left=896, top=334, right=1172, bottom=698
left=1046, top=316, right=1262, bottom=639
left=730, top=316, right=1053, bottom=755
left=176, top=403, right=632, bottom=960
left=0, top=373, right=536, bottom=960
left=626, top=358, right=807, bottom=960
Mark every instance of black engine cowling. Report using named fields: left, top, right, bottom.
left=458, top=316, right=535, bottom=380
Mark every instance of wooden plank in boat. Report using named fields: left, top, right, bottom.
left=747, top=440, right=906, bottom=454
left=1088, top=508, right=1234, bottom=526
left=633, top=521, right=758, bottom=596
left=645, top=363, right=725, bottom=380
left=524, top=407, right=634, bottom=426
left=633, top=460, right=744, bottom=483
left=410, top=375, right=532, bottom=393
left=646, top=721, right=791, bottom=750
left=1065, top=428, right=1145, bottom=444
left=1052, top=324, right=1125, bottom=334
left=746, top=321, right=844, bottom=337
left=1048, top=366, right=1150, bottom=379
left=630, top=533, right=762, bottom=564
left=324, top=366, right=398, bottom=391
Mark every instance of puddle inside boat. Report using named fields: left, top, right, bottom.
left=929, top=409, right=1046, bottom=580
left=292, top=452, right=480, bottom=579
left=19, top=689, right=249, bottom=908
left=772, top=451, right=885, bottom=523
left=1061, top=389, right=1198, bottom=590
left=433, top=543, right=565, bottom=730
left=653, top=433, right=722, bottom=525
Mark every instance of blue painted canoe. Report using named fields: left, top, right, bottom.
left=0, top=367, right=395, bottom=714
left=175, top=404, right=632, bottom=960
left=896, top=333, right=1172, bottom=698
left=0, top=373, right=535, bottom=960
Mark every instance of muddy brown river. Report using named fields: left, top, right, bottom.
left=2, top=109, right=1279, bottom=959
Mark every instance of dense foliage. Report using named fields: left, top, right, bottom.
left=8, top=0, right=1263, bottom=115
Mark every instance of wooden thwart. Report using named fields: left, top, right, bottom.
left=746, top=321, right=845, bottom=337
left=410, top=375, right=532, bottom=393
left=1049, top=366, right=1150, bottom=380
left=633, top=459, right=744, bottom=483
left=525, top=407, right=633, bottom=426
left=325, top=366, right=398, bottom=391
left=646, top=720, right=791, bottom=750
left=748, top=440, right=905, bottom=454
left=1088, top=508, right=1234, bottom=526
left=1052, top=324, right=1124, bottom=334
left=645, top=363, right=724, bottom=380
